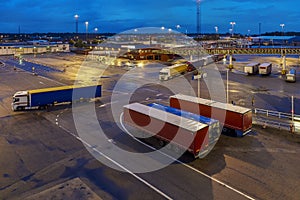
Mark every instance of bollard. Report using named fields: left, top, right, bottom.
left=263, top=122, right=267, bottom=129
left=290, top=124, right=295, bottom=134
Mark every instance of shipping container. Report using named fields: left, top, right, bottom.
left=169, top=94, right=252, bottom=136
left=123, top=103, right=212, bottom=158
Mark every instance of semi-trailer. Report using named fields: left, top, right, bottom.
left=244, top=62, right=260, bottom=75
left=123, top=102, right=214, bottom=158
left=148, top=103, right=220, bottom=154
left=258, top=62, right=272, bottom=75
left=12, top=84, right=101, bottom=111
left=169, top=94, right=252, bottom=137
left=159, top=63, right=188, bottom=81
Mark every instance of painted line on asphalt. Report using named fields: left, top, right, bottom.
left=55, top=115, right=172, bottom=200
left=119, top=112, right=255, bottom=200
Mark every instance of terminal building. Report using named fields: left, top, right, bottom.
left=0, top=43, right=70, bottom=56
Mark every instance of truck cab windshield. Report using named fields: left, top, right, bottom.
left=13, top=98, right=20, bottom=103
left=159, top=72, right=168, bottom=75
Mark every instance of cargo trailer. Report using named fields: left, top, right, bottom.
left=12, top=84, right=101, bottom=111
left=159, top=63, right=188, bottom=81
left=244, top=62, right=260, bottom=75
left=148, top=103, right=220, bottom=154
left=259, top=63, right=272, bottom=75
left=169, top=94, right=252, bottom=136
left=123, top=103, right=213, bottom=158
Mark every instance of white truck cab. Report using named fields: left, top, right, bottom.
left=12, top=91, right=29, bottom=111
left=159, top=68, right=170, bottom=81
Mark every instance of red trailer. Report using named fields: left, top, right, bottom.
left=169, top=94, right=252, bottom=136
left=123, top=103, right=213, bottom=158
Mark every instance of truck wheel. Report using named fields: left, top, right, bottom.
left=173, top=145, right=181, bottom=154
left=222, top=127, right=228, bottom=133
left=166, top=143, right=172, bottom=150
left=158, top=139, right=165, bottom=147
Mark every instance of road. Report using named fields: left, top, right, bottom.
left=0, top=54, right=300, bottom=199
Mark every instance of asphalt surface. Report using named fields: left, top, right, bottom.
left=0, top=54, right=300, bottom=199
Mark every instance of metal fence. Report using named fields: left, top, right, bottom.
left=254, top=108, right=300, bottom=120
left=253, top=108, right=300, bottom=133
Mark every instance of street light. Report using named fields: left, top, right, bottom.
left=214, top=26, right=218, bottom=34
left=176, top=24, right=188, bottom=35
left=74, top=14, right=79, bottom=34
left=230, top=22, right=236, bottom=37
left=280, top=23, right=285, bottom=35
left=193, top=71, right=207, bottom=98
left=214, top=26, right=219, bottom=48
left=85, top=21, right=89, bottom=41
left=94, top=27, right=98, bottom=40
left=226, top=69, right=229, bottom=103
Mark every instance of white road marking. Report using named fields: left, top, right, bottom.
left=119, top=112, right=255, bottom=200
left=99, top=101, right=119, bottom=108
left=55, top=113, right=172, bottom=200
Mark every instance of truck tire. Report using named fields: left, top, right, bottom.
left=158, top=139, right=165, bottom=147
left=17, top=106, right=25, bottom=111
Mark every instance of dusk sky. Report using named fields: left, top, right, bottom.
left=0, top=0, right=300, bottom=34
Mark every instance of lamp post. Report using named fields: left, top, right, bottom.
left=227, top=69, right=229, bottom=103
left=280, top=23, right=286, bottom=74
left=176, top=24, right=188, bottom=35
left=74, top=14, right=79, bottom=34
left=280, top=23, right=285, bottom=35
left=85, top=21, right=89, bottom=41
left=214, top=26, right=219, bottom=48
left=193, top=71, right=207, bottom=98
left=214, top=26, right=218, bottom=34
left=230, top=22, right=236, bottom=37
left=196, top=0, right=201, bottom=36
left=94, top=27, right=98, bottom=38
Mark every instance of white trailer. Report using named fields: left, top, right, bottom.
left=244, top=62, right=260, bottom=75
left=259, top=63, right=272, bottom=75
left=159, top=63, right=187, bottom=81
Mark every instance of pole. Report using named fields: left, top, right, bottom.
left=85, top=21, right=89, bottom=41
left=292, top=96, right=294, bottom=123
left=198, top=72, right=200, bottom=98
left=196, top=0, right=200, bottom=36
left=226, top=69, right=229, bottom=103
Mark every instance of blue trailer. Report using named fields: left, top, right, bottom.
left=148, top=103, right=221, bottom=150
left=12, top=84, right=101, bottom=111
